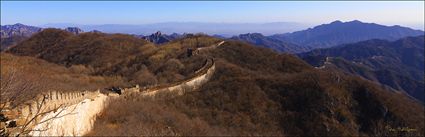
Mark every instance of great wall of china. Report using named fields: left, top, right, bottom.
left=124, top=58, right=215, bottom=98
left=1, top=90, right=118, bottom=136
left=1, top=41, right=224, bottom=136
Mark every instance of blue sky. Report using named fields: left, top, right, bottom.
left=1, top=1, right=424, bottom=29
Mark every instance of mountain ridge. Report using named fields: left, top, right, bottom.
left=299, top=35, right=425, bottom=102
left=230, top=33, right=310, bottom=53
left=3, top=28, right=425, bottom=136
left=271, top=20, right=424, bottom=48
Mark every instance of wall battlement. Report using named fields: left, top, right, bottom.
left=17, top=90, right=101, bottom=119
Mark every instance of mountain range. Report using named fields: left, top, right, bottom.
left=1, top=24, right=41, bottom=50
left=3, top=20, right=423, bottom=52
left=0, top=24, right=183, bottom=49
left=271, top=20, right=424, bottom=48
left=41, top=22, right=309, bottom=36
left=230, top=33, right=310, bottom=53
left=299, top=35, right=425, bottom=103
left=4, top=28, right=424, bottom=136
left=231, top=20, right=424, bottom=53
left=0, top=24, right=89, bottom=50
left=137, top=31, right=183, bottom=44
left=1, top=23, right=42, bottom=38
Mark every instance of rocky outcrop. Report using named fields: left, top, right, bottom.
left=65, top=27, right=84, bottom=35
left=0, top=23, right=42, bottom=38
left=141, top=31, right=182, bottom=44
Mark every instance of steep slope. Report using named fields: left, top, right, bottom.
left=230, top=33, right=310, bottom=53
left=89, top=40, right=424, bottom=136
left=1, top=36, right=28, bottom=51
left=271, top=20, right=424, bottom=48
left=299, top=36, right=425, bottom=102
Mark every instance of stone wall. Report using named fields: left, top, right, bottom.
left=17, top=90, right=100, bottom=120
left=141, top=58, right=215, bottom=97
left=194, top=41, right=225, bottom=55
left=1, top=41, right=225, bottom=136
left=29, top=93, right=111, bottom=136
left=122, top=41, right=224, bottom=97
left=2, top=90, right=116, bottom=136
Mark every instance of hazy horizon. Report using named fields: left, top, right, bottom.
left=2, top=1, right=424, bottom=28
left=2, top=20, right=424, bottom=36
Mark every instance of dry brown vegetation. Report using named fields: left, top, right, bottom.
left=1, top=53, right=123, bottom=110
left=87, top=97, right=228, bottom=136
left=6, top=29, right=221, bottom=88
left=3, top=29, right=424, bottom=136
left=89, top=40, right=424, bottom=136
left=1, top=53, right=122, bottom=136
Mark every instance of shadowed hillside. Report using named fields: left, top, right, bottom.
left=299, top=36, right=425, bottom=102
left=230, top=33, right=310, bottom=53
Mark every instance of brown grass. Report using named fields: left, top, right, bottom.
left=0, top=53, right=122, bottom=96
left=4, top=30, right=424, bottom=136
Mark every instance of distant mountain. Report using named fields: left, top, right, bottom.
left=1, top=23, right=42, bottom=38
left=299, top=35, right=425, bottom=102
left=230, top=33, right=310, bottom=53
left=64, top=27, right=84, bottom=35
left=1, top=23, right=42, bottom=50
left=272, top=20, right=424, bottom=48
left=1, top=24, right=92, bottom=51
left=41, top=22, right=309, bottom=36
left=212, top=34, right=228, bottom=39
left=138, top=31, right=183, bottom=44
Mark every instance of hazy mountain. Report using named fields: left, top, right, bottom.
left=272, top=20, right=424, bottom=48
left=139, top=31, right=183, bottom=44
left=1, top=23, right=42, bottom=50
left=230, top=33, right=310, bottom=53
left=64, top=27, right=84, bottom=35
left=299, top=35, right=425, bottom=102
left=1, top=24, right=90, bottom=50
left=1, top=23, right=42, bottom=38
left=41, top=22, right=309, bottom=36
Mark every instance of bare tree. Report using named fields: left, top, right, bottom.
left=0, top=66, right=75, bottom=136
